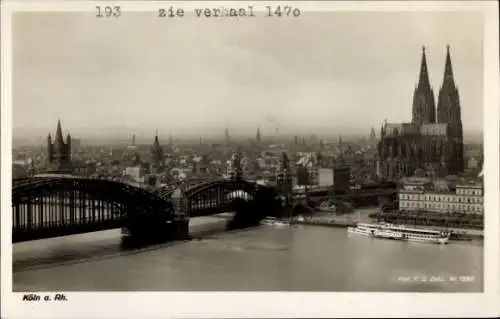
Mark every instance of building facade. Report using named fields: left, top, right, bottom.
left=378, top=46, right=464, bottom=181
left=333, top=166, right=351, bottom=193
left=192, top=156, right=211, bottom=175
left=317, top=168, right=334, bottom=187
left=398, top=178, right=483, bottom=214
left=257, top=155, right=280, bottom=172
left=224, top=149, right=245, bottom=180
left=123, top=166, right=146, bottom=183
left=295, top=152, right=318, bottom=186
left=276, top=152, right=293, bottom=197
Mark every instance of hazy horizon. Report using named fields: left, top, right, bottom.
left=12, top=11, right=484, bottom=142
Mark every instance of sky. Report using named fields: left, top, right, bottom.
left=12, top=10, right=484, bottom=142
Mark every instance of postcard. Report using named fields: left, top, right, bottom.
left=1, top=1, right=499, bottom=318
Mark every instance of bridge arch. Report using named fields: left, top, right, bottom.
left=179, top=179, right=279, bottom=217
left=12, top=176, right=175, bottom=242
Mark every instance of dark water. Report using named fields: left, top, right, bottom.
left=13, top=216, right=483, bottom=292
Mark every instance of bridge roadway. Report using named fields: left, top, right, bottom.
left=14, top=200, right=223, bottom=230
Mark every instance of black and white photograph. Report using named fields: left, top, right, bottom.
left=2, top=1, right=499, bottom=318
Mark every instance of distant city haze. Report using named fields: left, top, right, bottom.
left=12, top=11, right=483, bottom=144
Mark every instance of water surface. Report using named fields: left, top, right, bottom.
left=13, top=216, right=483, bottom=292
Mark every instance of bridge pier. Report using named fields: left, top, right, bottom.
left=123, top=214, right=168, bottom=241
left=170, top=186, right=190, bottom=240
left=123, top=217, right=190, bottom=242
left=171, top=219, right=190, bottom=240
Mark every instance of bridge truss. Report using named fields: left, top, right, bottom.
left=12, top=176, right=175, bottom=243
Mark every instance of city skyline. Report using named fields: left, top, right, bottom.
left=13, top=11, right=483, bottom=140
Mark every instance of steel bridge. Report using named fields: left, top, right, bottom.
left=152, top=179, right=277, bottom=216
left=12, top=176, right=278, bottom=243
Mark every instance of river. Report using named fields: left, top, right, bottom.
left=13, top=216, right=483, bottom=292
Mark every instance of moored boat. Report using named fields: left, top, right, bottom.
left=347, top=222, right=450, bottom=244
left=295, top=215, right=305, bottom=223
left=260, top=217, right=291, bottom=227
left=273, top=220, right=291, bottom=227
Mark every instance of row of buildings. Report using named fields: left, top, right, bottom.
left=398, top=176, right=483, bottom=215
left=36, top=118, right=358, bottom=192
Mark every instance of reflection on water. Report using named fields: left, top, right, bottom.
left=13, top=216, right=483, bottom=292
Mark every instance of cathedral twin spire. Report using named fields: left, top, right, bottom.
left=442, top=45, right=455, bottom=88
left=378, top=45, right=464, bottom=178
left=412, top=45, right=460, bottom=128
left=412, top=46, right=436, bottom=125
left=437, top=45, right=461, bottom=127
left=417, top=46, right=432, bottom=90
left=410, top=45, right=464, bottom=173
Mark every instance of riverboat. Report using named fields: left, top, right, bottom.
left=260, top=217, right=290, bottom=227
left=347, top=222, right=450, bottom=244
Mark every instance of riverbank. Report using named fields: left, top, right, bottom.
left=292, top=218, right=355, bottom=228
left=289, top=214, right=483, bottom=241
left=372, top=211, right=483, bottom=230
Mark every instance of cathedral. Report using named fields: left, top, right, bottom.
left=377, top=46, right=464, bottom=181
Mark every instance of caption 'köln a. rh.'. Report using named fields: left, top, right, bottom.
left=22, top=293, right=68, bottom=302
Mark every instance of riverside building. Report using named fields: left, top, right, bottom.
left=398, top=177, right=483, bottom=215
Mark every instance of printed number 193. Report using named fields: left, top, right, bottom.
left=96, top=6, right=121, bottom=18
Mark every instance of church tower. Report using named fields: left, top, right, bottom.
left=256, top=126, right=262, bottom=143
left=150, top=132, right=164, bottom=172
left=412, top=46, right=436, bottom=125
left=46, top=119, right=72, bottom=173
left=369, top=127, right=377, bottom=146
left=437, top=45, right=464, bottom=173
left=165, top=133, right=173, bottom=153
left=229, top=148, right=243, bottom=180
left=224, top=127, right=231, bottom=145
left=276, top=152, right=292, bottom=201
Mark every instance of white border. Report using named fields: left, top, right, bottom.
left=1, top=1, right=499, bottom=318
